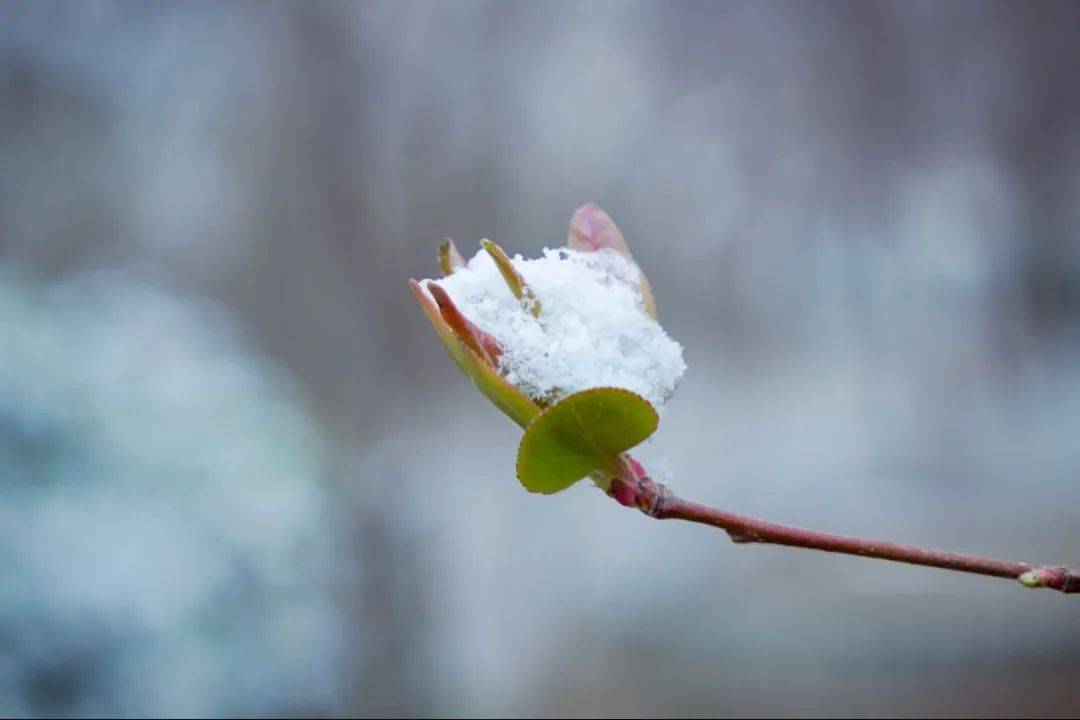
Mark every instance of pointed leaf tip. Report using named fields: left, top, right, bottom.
left=438, top=238, right=466, bottom=276
left=481, top=239, right=542, bottom=317
left=427, top=282, right=503, bottom=364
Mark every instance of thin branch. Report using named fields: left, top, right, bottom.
left=609, top=473, right=1080, bottom=594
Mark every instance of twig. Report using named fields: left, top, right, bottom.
left=609, top=471, right=1080, bottom=594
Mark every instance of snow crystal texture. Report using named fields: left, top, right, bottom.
left=428, top=246, right=685, bottom=410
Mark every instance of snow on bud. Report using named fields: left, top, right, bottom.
left=411, top=204, right=685, bottom=417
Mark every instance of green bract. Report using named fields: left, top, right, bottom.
left=516, top=387, right=658, bottom=494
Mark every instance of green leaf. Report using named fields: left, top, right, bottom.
left=410, top=279, right=541, bottom=429
left=516, top=387, right=659, bottom=494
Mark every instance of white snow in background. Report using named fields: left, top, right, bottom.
left=426, top=246, right=686, bottom=410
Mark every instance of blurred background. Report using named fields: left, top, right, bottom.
left=1, top=1, right=1079, bottom=717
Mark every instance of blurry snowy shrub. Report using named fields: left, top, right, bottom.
left=0, top=271, right=341, bottom=717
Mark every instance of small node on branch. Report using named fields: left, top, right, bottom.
left=726, top=529, right=758, bottom=544
left=1018, top=566, right=1080, bottom=593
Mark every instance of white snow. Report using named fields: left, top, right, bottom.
left=424, top=245, right=686, bottom=410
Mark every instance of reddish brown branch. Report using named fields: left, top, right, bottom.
left=609, top=472, right=1080, bottom=594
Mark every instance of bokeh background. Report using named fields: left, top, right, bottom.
left=2, top=1, right=1079, bottom=717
